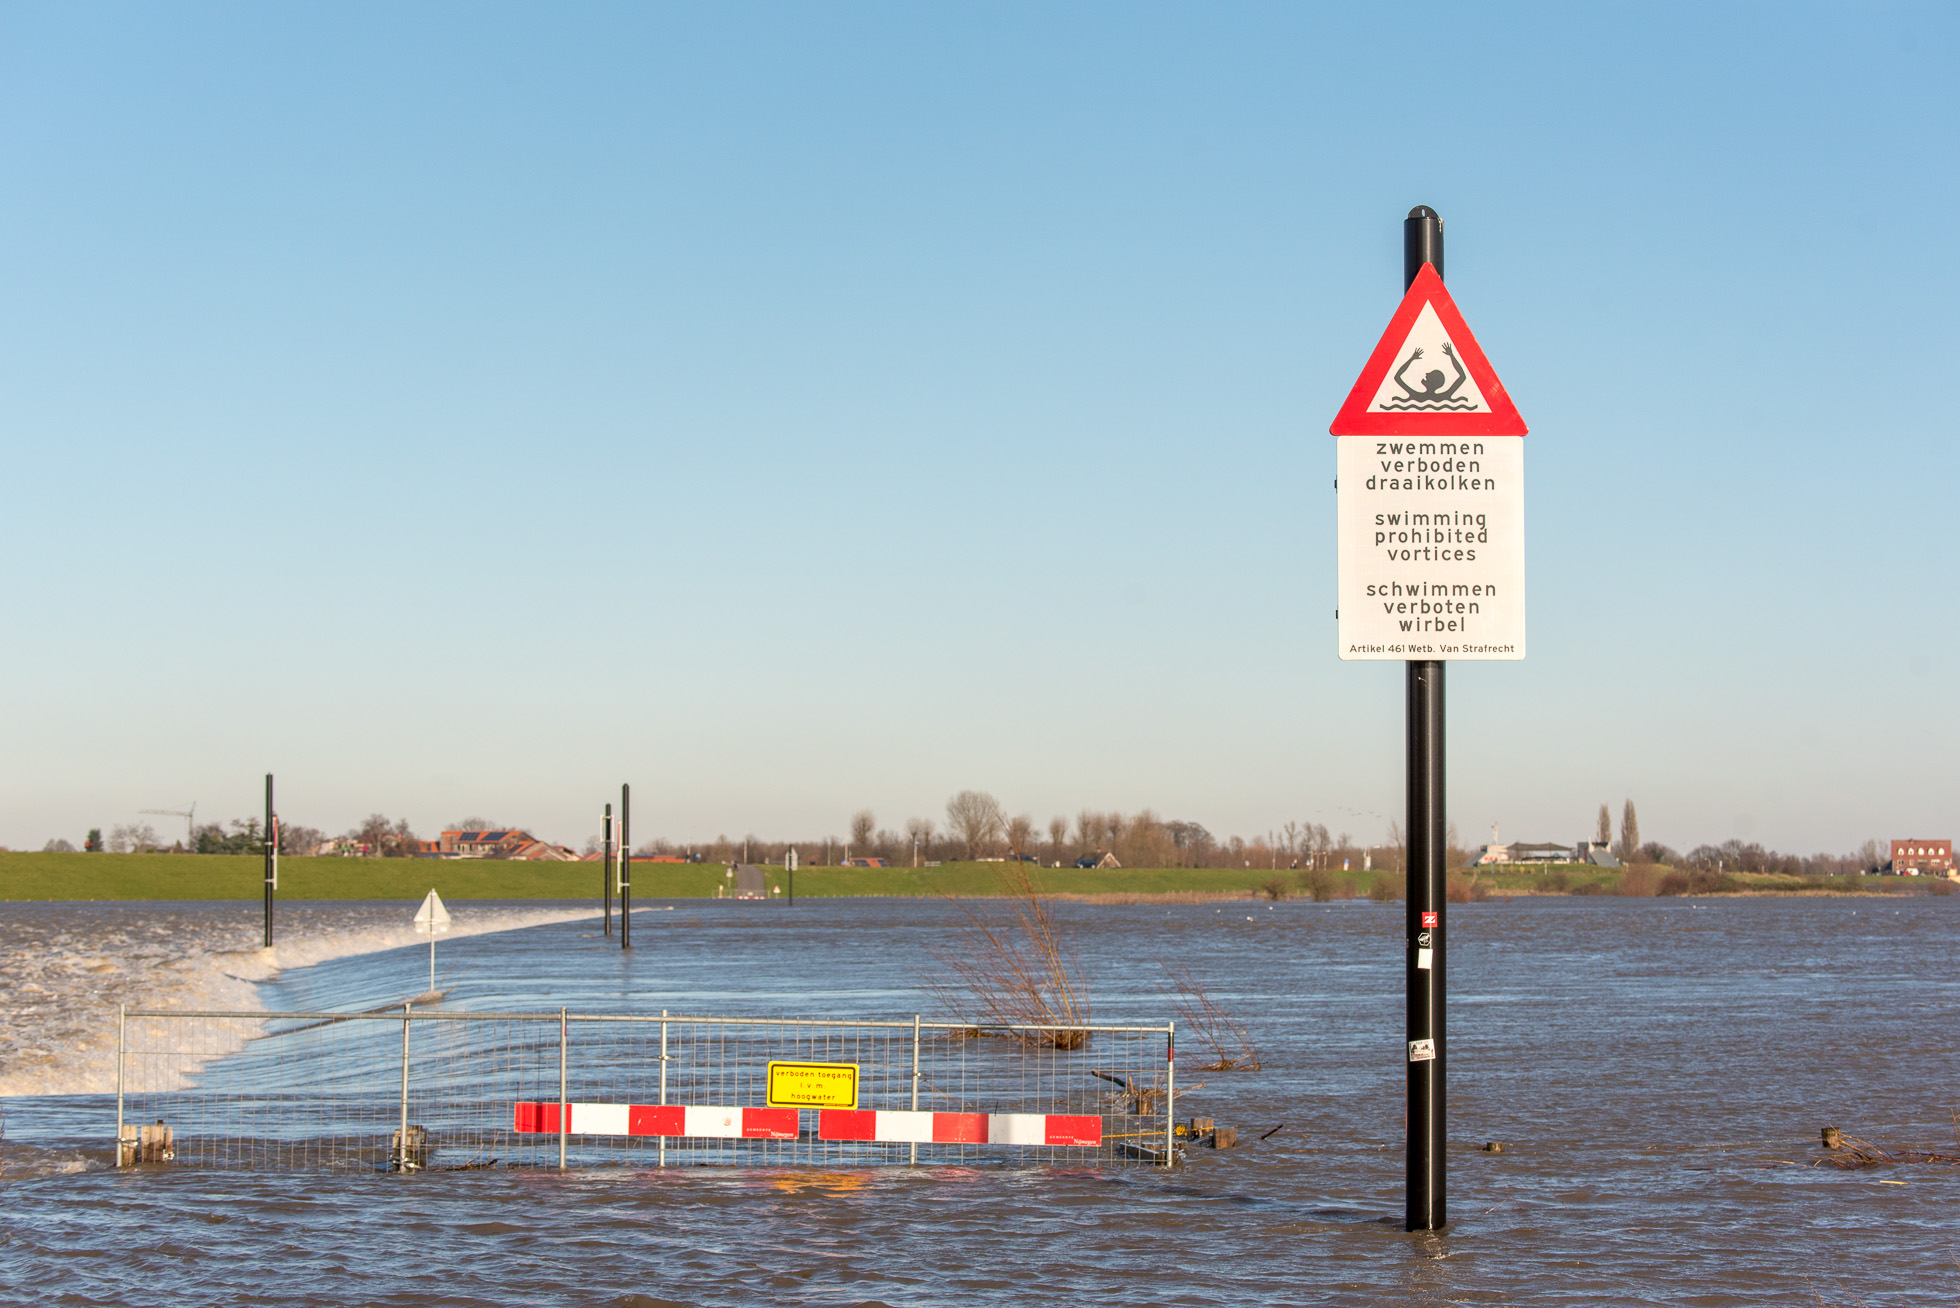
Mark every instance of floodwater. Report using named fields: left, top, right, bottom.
left=2, top=894, right=1956, bottom=1305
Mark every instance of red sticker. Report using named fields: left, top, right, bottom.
left=1421, top=911, right=1438, bottom=928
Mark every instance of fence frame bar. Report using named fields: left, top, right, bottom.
left=130, top=1009, right=1172, bottom=1035
left=397, top=1002, right=411, bottom=1171
left=909, top=1013, right=922, bottom=1165
left=558, top=1007, right=568, bottom=1171
left=115, top=1003, right=125, bottom=1168
left=1164, top=1021, right=1176, bottom=1167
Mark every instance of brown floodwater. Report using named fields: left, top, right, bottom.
left=2, top=894, right=1955, bottom=1305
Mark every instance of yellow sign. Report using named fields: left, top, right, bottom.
left=766, top=1060, right=859, bottom=1109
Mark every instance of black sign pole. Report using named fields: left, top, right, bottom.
left=620, top=784, right=631, bottom=950
left=263, top=772, right=275, bottom=948
left=602, top=802, right=614, bottom=937
left=1403, top=204, right=1447, bottom=1233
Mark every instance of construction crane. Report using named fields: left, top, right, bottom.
left=140, top=803, right=197, bottom=852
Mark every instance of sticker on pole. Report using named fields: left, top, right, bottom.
left=766, top=1061, right=859, bottom=1110
left=1421, top=911, right=1438, bottom=929
left=1408, top=1039, right=1437, bottom=1063
left=1332, top=264, right=1527, bottom=662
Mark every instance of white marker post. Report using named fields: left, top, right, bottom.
left=412, top=889, right=451, bottom=996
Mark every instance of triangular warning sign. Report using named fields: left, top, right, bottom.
left=413, top=889, right=450, bottom=933
left=1329, top=263, right=1526, bottom=436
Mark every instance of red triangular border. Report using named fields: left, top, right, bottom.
left=1329, top=263, right=1527, bottom=436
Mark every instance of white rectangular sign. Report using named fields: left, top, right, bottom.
left=1336, top=435, right=1525, bottom=660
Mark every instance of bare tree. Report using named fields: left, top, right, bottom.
left=945, top=790, right=1006, bottom=860
left=1446, top=821, right=1470, bottom=870
left=849, top=810, right=875, bottom=852
left=1073, top=810, right=1104, bottom=852
left=1168, top=820, right=1214, bottom=868
left=1114, top=810, right=1176, bottom=869
left=1006, top=814, right=1036, bottom=858
left=108, top=822, right=161, bottom=853
left=1596, top=804, right=1612, bottom=847
left=905, top=817, right=934, bottom=864
left=354, top=814, right=394, bottom=857
left=1619, top=800, right=1641, bottom=863
left=1047, top=816, right=1067, bottom=863
left=278, top=823, right=325, bottom=856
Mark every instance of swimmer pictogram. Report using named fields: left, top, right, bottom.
left=1382, top=342, right=1476, bottom=412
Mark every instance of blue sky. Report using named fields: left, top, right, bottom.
left=3, top=2, right=1955, bottom=856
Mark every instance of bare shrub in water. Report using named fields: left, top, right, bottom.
left=1446, top=872, right=1496, bottom=904
left=1367, top=871, right=1403, bottom=903
left=1615, top=864, right=1661, bottom=897
left=930, top=864, right=1090, bottom=1049
left=1161, top=964, right=1260, bottom=1071
left=1298, top=867, right=1352, bottom=902
left=1259, top=876, right=1290, bottom=902
left=1816, top=1125, right=1960, bottom=1169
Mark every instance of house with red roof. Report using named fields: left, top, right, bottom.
left=416, top=829, right=577, bottom=861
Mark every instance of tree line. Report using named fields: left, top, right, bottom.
left=32, top=792, right=1898, bottom=875
left=631, top=791, right=1409, bottom=871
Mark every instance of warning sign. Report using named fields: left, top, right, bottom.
left=1330, top=265, right=1525, bottom=437
left=1408, top=1039, right=1437, bottom=1063
left=766, top=1061, right=859, bottom=1110
left=1332, top=265, right=1526, bottom=661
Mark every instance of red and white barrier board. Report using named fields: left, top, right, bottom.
left=814, top=1109, right=1100, bottom=1147
left=513, top=1102, right=1100, bottom=1147
left=513, top=1102, right=797, bottom=1139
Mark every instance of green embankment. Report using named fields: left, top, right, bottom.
left=1458, top=862, right=1951, bottom=898
left=0, top=852, right=1291, bottom=902
left=1, top=851, right=1948, bottom=902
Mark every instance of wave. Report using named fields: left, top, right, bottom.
left=0, top=903, right=596, bottom=1097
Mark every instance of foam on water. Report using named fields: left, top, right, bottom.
left=0, top=902, right=596, bottom=1097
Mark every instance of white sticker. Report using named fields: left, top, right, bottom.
left=1416, top=947, right=1433, bottom=970
left=1408, top=1039, right=1437, bottom=1063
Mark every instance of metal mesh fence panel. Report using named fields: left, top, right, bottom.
left=116, top=1008, right=1175, bottom=1173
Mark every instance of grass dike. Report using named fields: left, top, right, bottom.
left=0, top=852, right=1295, bottom=901
left=2, top=851, right=1952, bottom=902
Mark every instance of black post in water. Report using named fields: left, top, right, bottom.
left=787, top=870, right=793, bottom=906
left=602, top=802, right=614, bottom=937
left=620, top=784, right=631, bottom=950
left=1404, top=204, right=1447, bottom=1233
left=263, top=773, right=276, bottom=948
